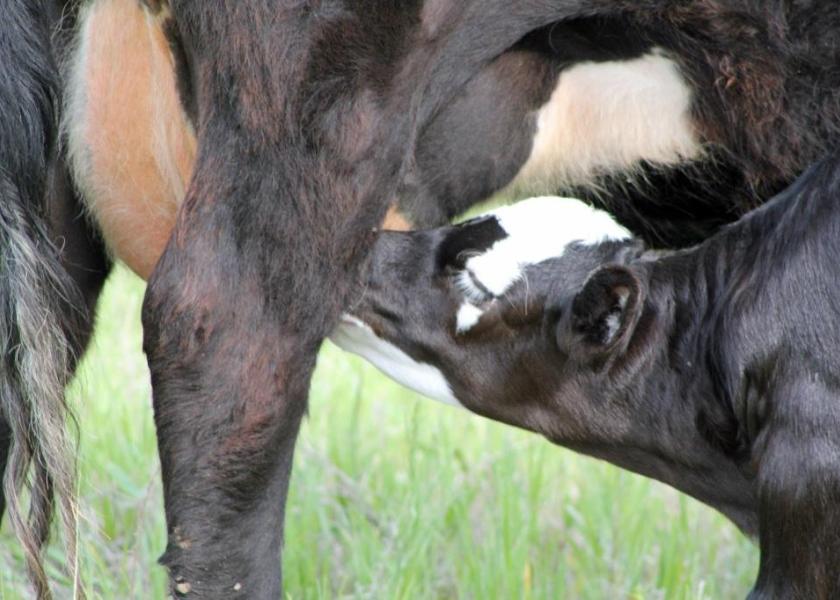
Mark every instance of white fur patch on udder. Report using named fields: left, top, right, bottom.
left=457, top=196, right=631, bottom=307
left=511, top=49, right=701, bottom=192
left=330, top=316, right=463, bottom=408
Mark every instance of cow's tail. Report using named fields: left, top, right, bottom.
left=1, top=2, right=85, bottom=598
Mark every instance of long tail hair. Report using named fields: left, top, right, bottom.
left=0, top=1, right=86, bottom=597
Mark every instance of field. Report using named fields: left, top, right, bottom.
left=1, top=267, right=758, bottom=598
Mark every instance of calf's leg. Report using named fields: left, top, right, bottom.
left=750, top=377, right=840, bottom=599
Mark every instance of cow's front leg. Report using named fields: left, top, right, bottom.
left=138, top=2, right=414, bottom=594
left=143, top=148, right=390, bottom=597
left=141, top=7, right=409, bottom=593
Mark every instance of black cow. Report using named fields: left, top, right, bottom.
left=1, top=1, right=839, bottom=598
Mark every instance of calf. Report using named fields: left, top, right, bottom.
left=333, top=156, right=840, bottom=599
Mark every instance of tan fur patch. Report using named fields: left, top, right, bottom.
left=67, top=0, right=195, bottom=280
left=382, top=205, right=412, bottom=231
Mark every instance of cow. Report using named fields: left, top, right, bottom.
left=1, top=0, right=839, bottom=597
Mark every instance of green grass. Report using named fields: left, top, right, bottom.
left=1, top=267, right=758, bottom=598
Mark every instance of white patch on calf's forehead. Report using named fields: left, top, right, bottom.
left=489, top=196, right=631, bottom=251
left=330, top=316, right=463, bottom=408
left=462, top=196, right=631, bottom=297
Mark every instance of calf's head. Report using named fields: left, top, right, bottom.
left=331, top=197, right=648, bottom=440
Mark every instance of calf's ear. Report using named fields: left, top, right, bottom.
left=568, top=265, right=643, bottom=351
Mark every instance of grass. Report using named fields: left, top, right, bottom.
left=1, top=266, right=759, bottom=599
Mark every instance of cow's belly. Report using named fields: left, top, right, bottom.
left=66, top=0, right=194, bottom=280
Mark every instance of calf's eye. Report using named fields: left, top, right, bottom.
left=454, top=268, right=495, bottom=304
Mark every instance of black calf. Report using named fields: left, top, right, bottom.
left=336, top=156, right=840, bottom=598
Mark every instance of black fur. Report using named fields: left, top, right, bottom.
left=435, top=216, right=507, bottom=271
left=344, top=154, right=840, bottom=599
